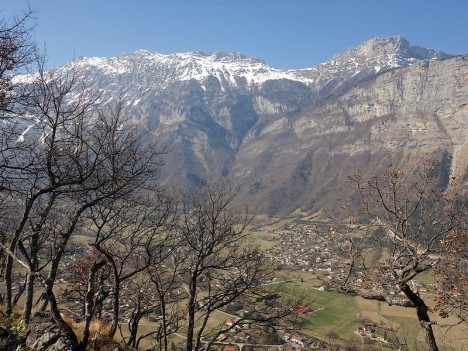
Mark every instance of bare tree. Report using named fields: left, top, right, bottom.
left=432, top=228, right=468, bottom=325
left=0, top=8, right=36, bottom=109
left=119, top=274, right=167, bottom=351
left=177, top=183, right=298, bottom=351
left=84, top=189, right=177, bottom=338
left=146, top=236, right=187, bottom=351
left=1, top=65, right=97, bottom=318
left=337, top=163, right=467, bottom=351
left=0, top=9, right=37, bottom=308
left=60, top=252, right=111, bottom=321
left=0, top=61, right=165, bottom=350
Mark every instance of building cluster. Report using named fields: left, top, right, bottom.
left=210, top=319, right=332, bottom=351
left=263, top=223, right=348, bottom=289
left=263, top=222, right=433, bottom=295
left=357, top=320, right=397, bottom=344
left=264, top=224, right=341, bottom=269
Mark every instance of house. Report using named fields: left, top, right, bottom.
left=223, top=346, right=238, bottom=351
left=291, top=335, right=305, bottom=347
left=293, top=305, right=310, bottom=314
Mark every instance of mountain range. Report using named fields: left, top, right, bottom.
left=35, top=36, right=468, bottom=216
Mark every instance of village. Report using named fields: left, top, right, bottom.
left=262, top=222, right=433, bottom=296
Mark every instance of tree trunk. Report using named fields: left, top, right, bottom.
left=23, top=273, right=35, bottom=323
left=30, top=261, right=79, bottom=348
left=127, top=301, right=142, bottom=350
left=23, top=232, right=39, bottom=323
left=46, top=288, right=79, bottom=349
left=4, top=253, right=14, bottom=314
left=38, top=239, right=67, bottom=311
left=98, top=248, right=120, bottom=338
left=91, top=244, right=120, bottom=337
left=400, top=284, right=439, bottom=351
left=4, top=197, right=38, bottom=315
left=161, top=296, right=168, bottom=351
left=186, top=275, right=197, bottom=351
left=79, top=260, right=105, bottom=351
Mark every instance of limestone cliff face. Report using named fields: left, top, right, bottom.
left=234, top=56, right=468, bottom=215
left=300, top=56, right=468, bottom=151
left=320, top=56, right=468, bottom=170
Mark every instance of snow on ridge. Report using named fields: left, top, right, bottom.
left=65, top=50, right=314, bottom=86
left=314, top=35, right=451, bottom=76
left=15, top=36, right=448, bottom=91
left=139, top=50, right=314, bottom=85
left=71, top=56, right=129, bottom=75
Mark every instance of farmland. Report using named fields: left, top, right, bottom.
left=256, top=219, right=468, bottom=351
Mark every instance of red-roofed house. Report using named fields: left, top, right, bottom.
left=291, top=335, right=305, bottom=346
left=293, top=305, right=310, bottom=314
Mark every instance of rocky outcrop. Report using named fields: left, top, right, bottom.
left=25, top=312, right=75, bottom=351
left=0, top=324, right=18, bottom=351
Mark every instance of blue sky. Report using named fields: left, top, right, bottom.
left=2, top=0, right=468, bottom=69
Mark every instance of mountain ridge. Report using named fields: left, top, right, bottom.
left=65, top=35, right=455, bottom=90
left=16, top=36, right=467, bottom=216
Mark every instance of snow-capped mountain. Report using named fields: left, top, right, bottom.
left=62, top=35, right=451, bottom=94
left=297, top=35, right=453, bottom=96
left=14, top=36, right=468, bottom=216
left=318, top=35, right=450, bottom=74
left=67, top=50, right=312, bottom=90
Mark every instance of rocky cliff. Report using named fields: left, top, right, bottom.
left=235, top=55, right=468, bottom=215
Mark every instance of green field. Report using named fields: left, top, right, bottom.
left=249, top=231, right=278, bottom=250
left=280, top=276, right=468, bottom=350
left=251, top=221, right=468, bottom=350
left=414, top=270, right=434, bottom=285
left=283, top=281, right=360, bottom=345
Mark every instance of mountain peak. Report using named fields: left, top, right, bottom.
left=357, top=35, right=410, bottom=56
left=336, top=35, right=452, bottom=63
left=316, top=35, right=453, bottom=78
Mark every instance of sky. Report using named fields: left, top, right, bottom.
left=2, top=0, right=468, bottom=69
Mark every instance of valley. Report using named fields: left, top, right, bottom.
left=15, top=217, right=461, bottom=351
